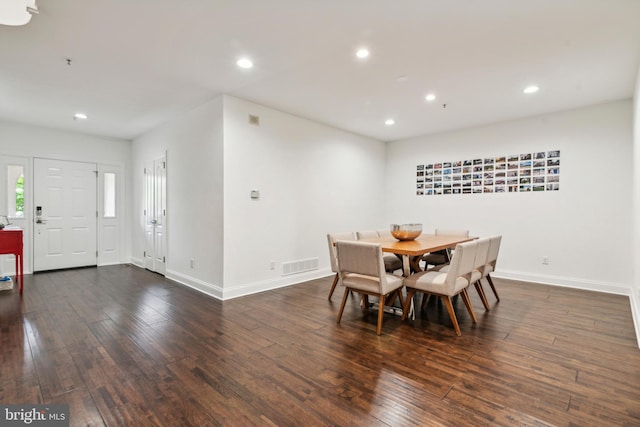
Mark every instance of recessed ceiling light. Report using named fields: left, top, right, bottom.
left=356, top=48, right=370, bottom=59
left=74, top=113, right=88, bottom=120
left=425, top=93, right=436, bottom=102
left=523, top=85, right=539, bottom=94
left=385, top=119, right=395, bottom=126
left=237, top=58, right=254, bottom=69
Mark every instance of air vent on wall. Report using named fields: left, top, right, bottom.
left=282, top=257, right=318, bottom=276
left=248, top=114, right=260, bottom=126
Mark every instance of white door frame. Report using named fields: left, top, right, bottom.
left=144, top=153, right=167, bottom=275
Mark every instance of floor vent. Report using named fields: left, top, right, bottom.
left=282, top=257, right=318, bottom=276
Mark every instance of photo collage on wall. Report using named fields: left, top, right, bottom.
left=416, top=150, right=560, bottom=196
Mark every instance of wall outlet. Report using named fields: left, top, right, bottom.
left=542, top=256, right=549, bottom=265
left=190, top=258, right=195, bottom=269
left=270, top=261, right=276, bottom=270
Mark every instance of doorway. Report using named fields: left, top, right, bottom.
left=144, top=154, right=167, bottom=275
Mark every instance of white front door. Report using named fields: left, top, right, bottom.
left=34, top=159, right=97, bottom=271
left=144, top=155, right=166, bottom=275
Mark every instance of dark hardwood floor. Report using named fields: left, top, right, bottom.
left=1, top=265, right=639, bottom=426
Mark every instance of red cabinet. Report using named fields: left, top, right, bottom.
left=0, top=229, right=24, bottom=294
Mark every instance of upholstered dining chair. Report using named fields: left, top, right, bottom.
left=403, top=240, right=478, bottom=336
left=422, top=228, right=470, bottom=268
left=336, top=240, right=405, bottom=335
left=481, top=235, right=502, bottom=301
left=326, top=232, right=356, bottom=300
left=356, top=230, right=403, bottom=273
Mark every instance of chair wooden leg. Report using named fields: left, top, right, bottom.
left=420, top=293, right=430, bottom=312
left=442, top=296, right=462, bottom=336
left=474, top=281, right=490, bottom=311
left=486, top=274, right=500, bottom=301
left=402, top=289, right=416, bottom=321
left=328, top=273, right=339, bottom=300
left=461, top=289, right=477, bottom=323
left=377, top=294, right=386, bottom=335
left=336, top=287, right=350, bottom=324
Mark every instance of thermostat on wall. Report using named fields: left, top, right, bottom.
left=250, top=190, right=260, bottom=200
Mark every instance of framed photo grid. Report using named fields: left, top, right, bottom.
left=416, top=150, right=560, bottom=196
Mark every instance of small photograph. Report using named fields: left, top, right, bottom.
left=453, top=167, right=462, bottom=174
left=452, top=175, right=462, bottom=181
left=426, top=189, right=433, bottom=195
left=434, top=163, right=442, bottom=169
left=507, top=178, right=518, bottom=185
left=520, top=160, right=532, bottom=168
left=473, top=159, right=483, bottom=165
left=508, top=155, right=519, bottom=162
left=463, top=188, right=472, bottom=194
left=484, top=172, right=494, bottom=179
left=495, top=156, right=506, bottom=163
left=508, top=185, right=518, bottom=192
left=532, top=168, right=545, bottom=176
left=452, top=182, right=461, bottom=188
left=443, top=162, right=452, bottom=168
left=443, top=168, right=452, bottom=175
left=520, top=177, right=531, bottom=184
left=463, top=166, right=472, bottom=173
left=463, top=174, right=472, bottom=180
left=417, top=164, right=425, bottom=170
left=425, top=183, right=433, bottom=189
left=435, top=188, right=443, bottom=195
left=473, top=180, right=482, bottom=186
left=434, top=169, right=442, bottom=175
left=547, top=175, right=560, bottom=183
left=547, top=183, right=560, bottom=191
left=443, top=175, right=452, bottom=181
left=484, top=164, right=494, bottom=171
left=443, top=183, right=452, bottom=190
left=520, top=153, right=532, bottom=160
left=434, top=182, right=443, bottom=188
left=534, top=152, right=546, bottom=159
left=533, top=176, right=545, bottom=184
left=417, top=190, right=424, bottom=196
left=473, top=173, right=483, bottom=180
left=417, top=177, right=424, bottom=183
left=434, top=175, right=442, bottom=182
left=483, top=186, right=494, bottom=193
left=548, top=167, right=560, bottom=175
left=426, top=169, right=433, bottom=176
left=533, top=160, right=546, bottom=168
left=444, top=188, right=452, bottom=194
left=463, top=160, right=473, bottom=166
left=453, top=188, right=461, bottom=194
left=520, top=169, right=531, bottom=177
left=548, top=150, right=560, bottom=158
left=462, top=181, right=471, bottom=187
left=473, top=166, right=483, bottom=172
left=533, top=185, right=545, bottom=192
left=484, top=179, right=494, bottom=186
left=453, top=161, right=462, bottom=167
left=547, top=158, right=560, bottom=166
left=495, top=163, right=506, bottom=170
left=417, top=183, right=424, bottom=189
left=495, top=186, right=505, bottom=193
left=484, top=158, right=494, bottom=165
left=508, top=162, right=519, bottom=170
left=520, top=185, right=532, bottom=192
left=426, top=164, right=434, bottom=169
left=495, top=179, right=505, bottom=185
left=495, top=171, right=506, bottom=178
left=417, top=171, right=424, bottom=177
left=473, top=187, right=483, bottom=193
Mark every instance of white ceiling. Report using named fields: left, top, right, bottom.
left=1, top=0, right=639, bottom=142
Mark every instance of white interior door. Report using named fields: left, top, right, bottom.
left=34, top=159, right=97, bottom=271
left=98, top=164, right=121, bottom=266
left=144, top=155, right=166, bottom=275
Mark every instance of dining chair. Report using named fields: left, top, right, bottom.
left=356, top=230, right=403, bottom=273
left=422, top=228, right=470, bottom=268
left=481, top=235, right=502, bottom=301
left=403, top=240, right=478, bottom=336
left=326, top=232, right=356, bottom=300
left=336, top=240, right=405, bottom=335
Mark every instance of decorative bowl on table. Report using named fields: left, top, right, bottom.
left=390, top=223, right=422, bottom=241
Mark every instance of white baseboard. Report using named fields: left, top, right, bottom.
left=165, top=269, right=224, bottom=300
left=630, top=293, right=640, bottom=350
left=495, top=269, right=630, bottom=296
left=130, top=257, right=144, bottom=268
left=221, top=267, right=333, bottom=300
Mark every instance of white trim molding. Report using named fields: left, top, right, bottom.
left=495, top=270, right=631, bottom=296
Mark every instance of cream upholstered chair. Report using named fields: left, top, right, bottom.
left=403, top=240, right=478, bottom=336
left=422, top=229, right=470, bottom=268
left=470, top=237, right=491, bottom=311
left=336, top=240, right=405, bottom=335
left=326, top=232, right=356, bottom=300
left=481, top=235, right=502, bottom=301
left=356, top=230, right=403, bottom=273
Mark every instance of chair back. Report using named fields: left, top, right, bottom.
left=376, top=229, right=392, bottom=238
left=336, top=240, right=387, bottom=292
left=356, top=230, right=379, bottom=240
left=327, top=232, right=356, bottom=273
left=474, top=237, right=491, bottom=271
left=486, top=235, right=502, bottom=271
left=443, top=240, right=478, bottom=293
left=435, top=228, right=470, bottom=237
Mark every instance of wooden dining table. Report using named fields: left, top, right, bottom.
left=360, top=234, right=476, bottom=276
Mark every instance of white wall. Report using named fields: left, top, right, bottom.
left=0, top=120, right=131, bottom=272
left=632, top=66, right=640, bottom=346
left=386, top=100, right=633, bottom=295
left=222, top=95, right=386, bottom=298
left=131, top=97, right=225, bottom=296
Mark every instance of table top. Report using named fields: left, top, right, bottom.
left=359, top=234, right=475, bottom=256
